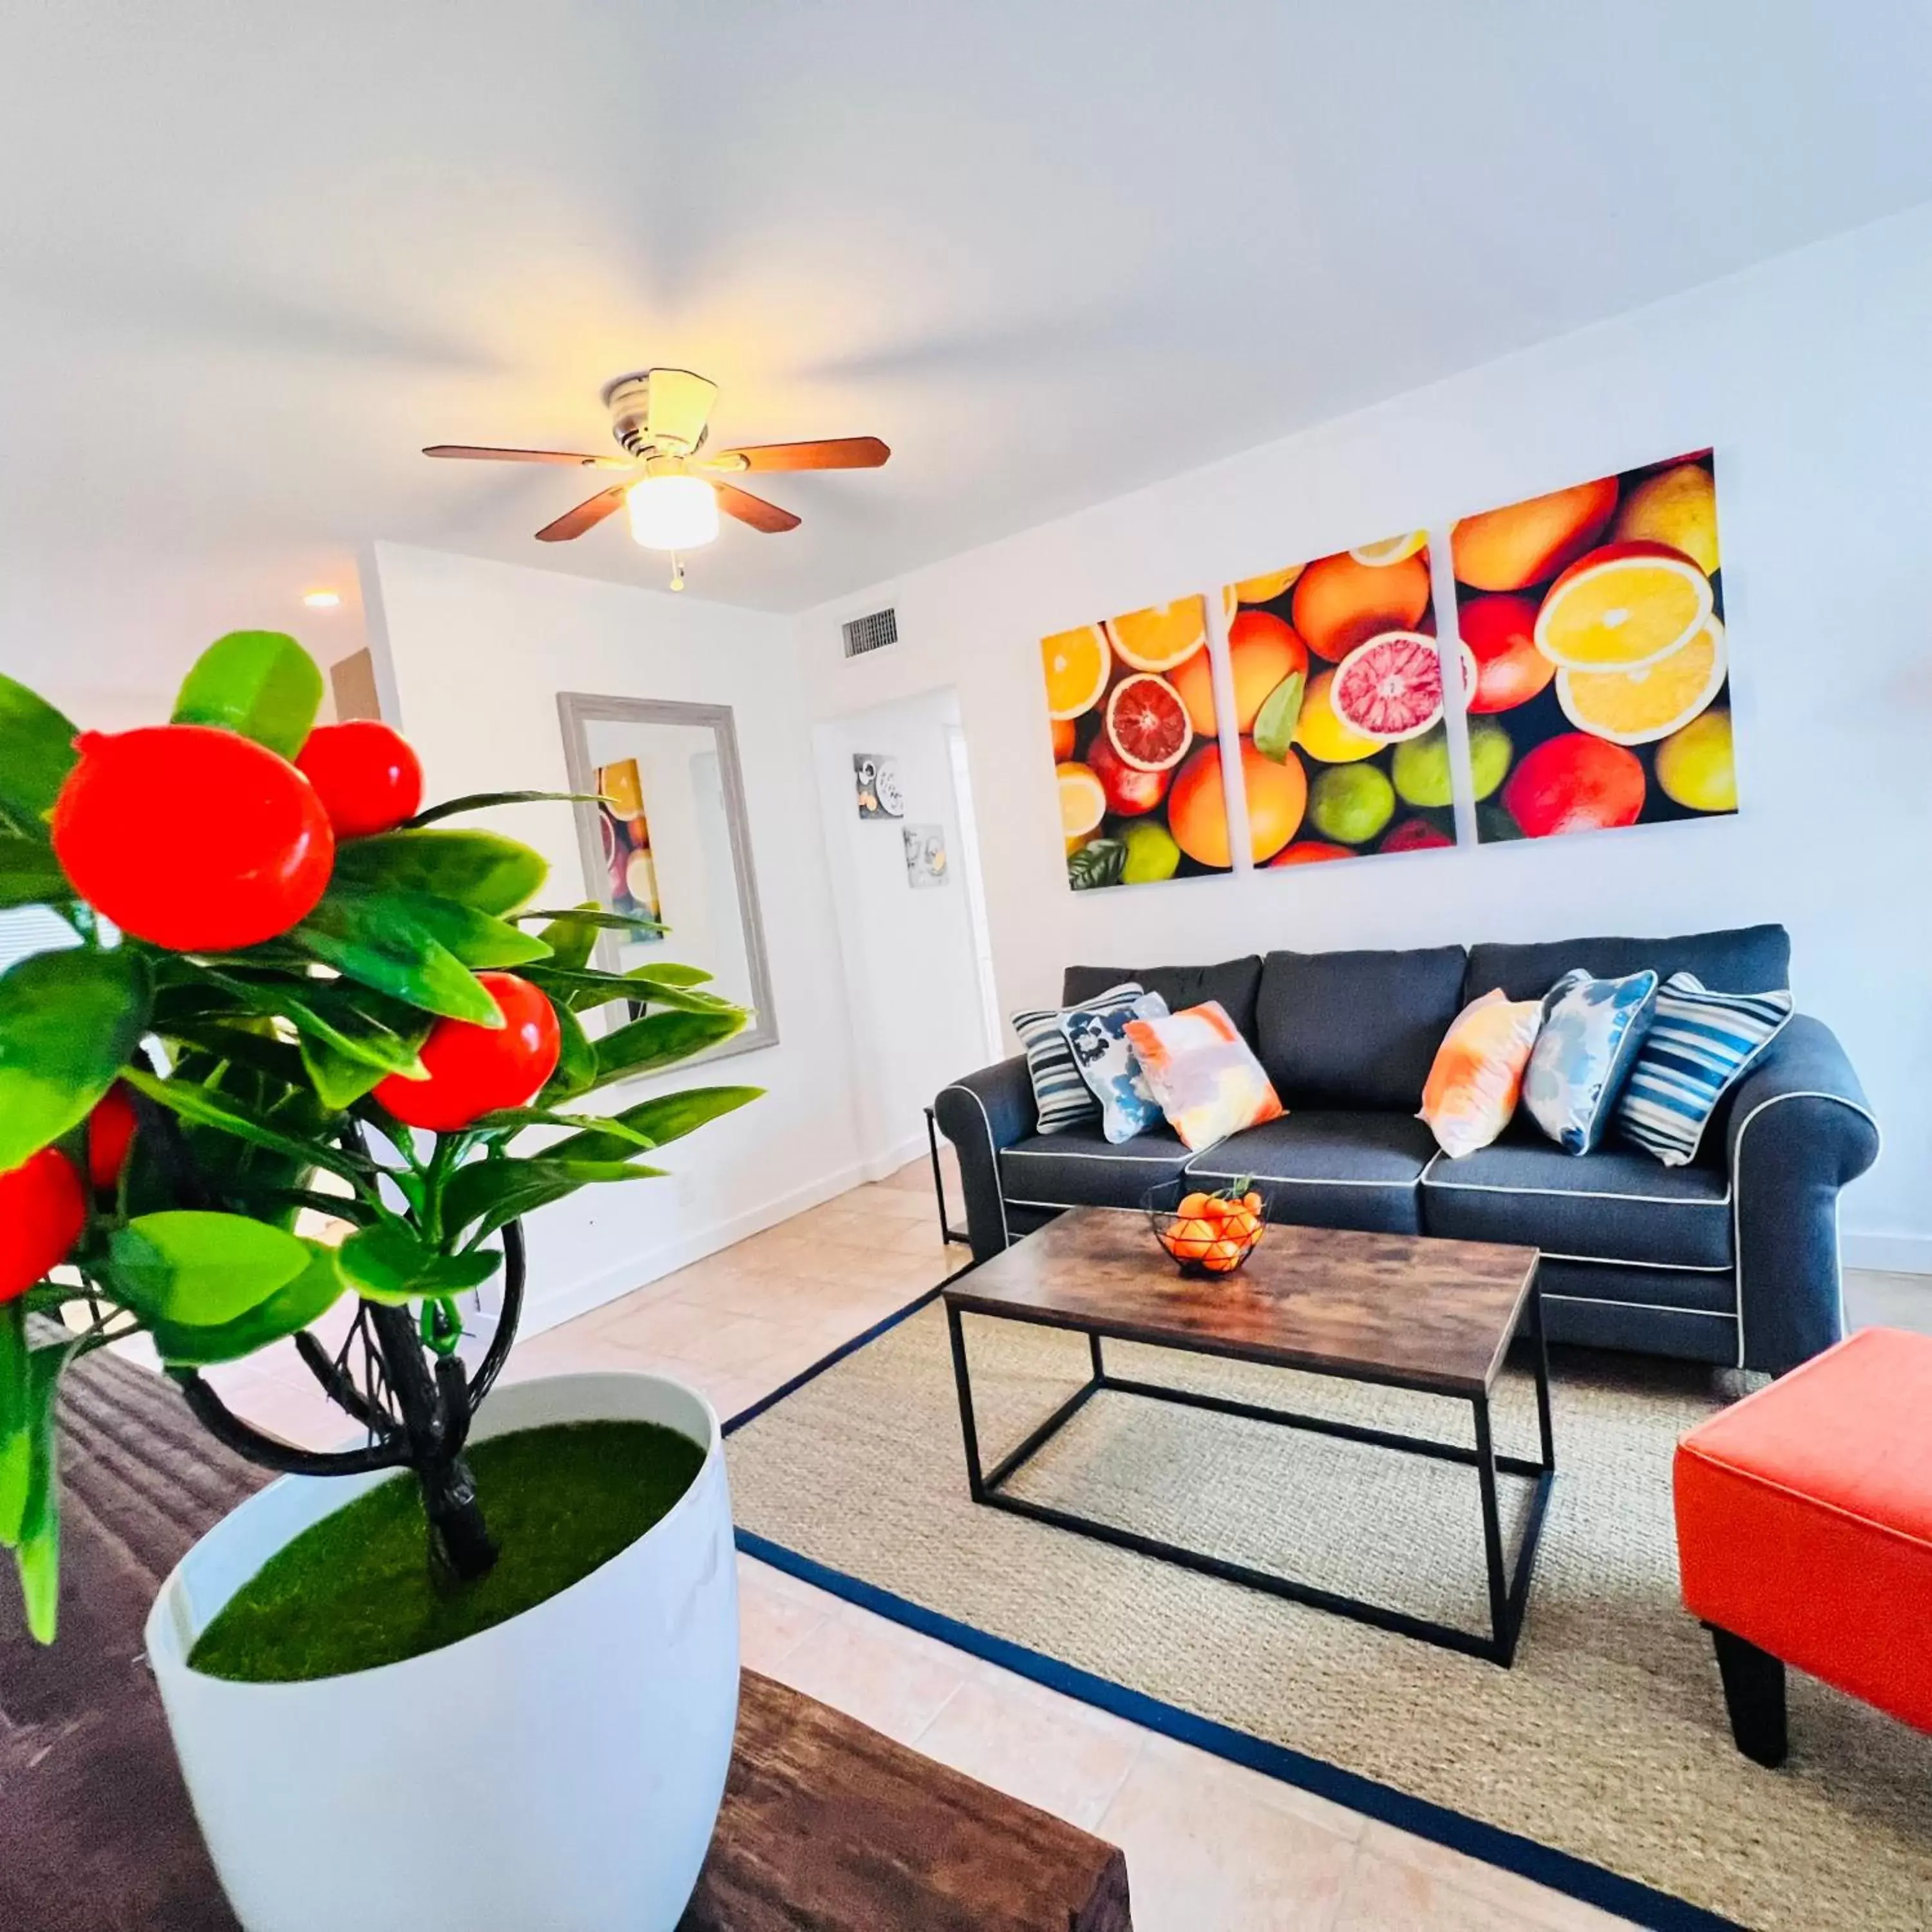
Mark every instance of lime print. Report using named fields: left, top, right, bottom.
left=1309, top=763, right=1396, bottom=846
left=1120, top=817, right=1182, bottom=883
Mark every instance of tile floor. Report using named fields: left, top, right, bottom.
left=173, top=1158, right=1932, bottom=1932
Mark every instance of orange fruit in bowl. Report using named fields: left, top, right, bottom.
left=1177, top=1191, right=1212, bottom=1218
left=1557, top=616, right=1726, bottom=744
left=1202, top=1238, right=1245, bottom=1273
left=1104, top=599, right=1208, bottom=673
left=1043, top=626, right=1110, bottom=720
left=1056, top=761, right=1107, bottom=838
left=1242, top=1191, right=1262, bottom=1214
left=1292, top=551, right=1431, bottom=661
left=1452, top=478, right=1619, bottom=592
left=1164, top=1214, right=1217, bottom=1262
left=1534, top=541, right=1712, bottom=671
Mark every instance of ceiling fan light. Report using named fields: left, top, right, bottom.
left=627, top=473, right=719, bottom=551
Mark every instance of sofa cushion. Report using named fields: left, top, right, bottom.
left=1184, top=1111, right=1437, bottom=1235
left=1421, top=1140, right=1732, bottom=1269
left=1463, top=923, right=1791, bottom=1005
left=999, top=1123, right=1193, bottom=1210
left=1253, top=945, right=1468, bottom=1111
left=1063, top=956, right=1263, bottom=1045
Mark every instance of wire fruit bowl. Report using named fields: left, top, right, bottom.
left=1144, top=1177, right=1269, bottom=1278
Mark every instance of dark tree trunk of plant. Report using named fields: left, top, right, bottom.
left=365, top=1303, right=498, bottom=1585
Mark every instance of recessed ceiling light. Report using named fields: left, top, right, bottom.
left=302, top=589, right=341, bottom=609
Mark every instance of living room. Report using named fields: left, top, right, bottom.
left=3, top=8, right=1929, bottom=1931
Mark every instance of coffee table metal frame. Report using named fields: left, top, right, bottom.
left=943, top=1276, right=1555, bottom=1667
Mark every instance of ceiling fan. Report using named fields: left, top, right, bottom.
left=425, top=368, right=889, bottom=588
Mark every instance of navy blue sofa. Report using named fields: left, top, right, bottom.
left=934, top=925, right=1879, bottom=1376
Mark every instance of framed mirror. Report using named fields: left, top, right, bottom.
left=556, top=693, right=778, bottom=1061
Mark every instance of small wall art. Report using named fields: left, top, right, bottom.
left=1041, top=597, right=1235, bottom=889
left=853, top=753, right=904, bottom=820
left=1450, top=451, right=1731, bottom=842
left=1220, top=533, right=1457, bottom=869
left=903, top=822, right=948, bottom=888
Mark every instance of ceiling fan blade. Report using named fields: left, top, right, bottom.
left=535, top=482, right=632, bottom=542
left=713, top=482, right=801, bottom=533
left=705, top=436, right=890, bottom=473
left=424, top=444, right=629, bottom=468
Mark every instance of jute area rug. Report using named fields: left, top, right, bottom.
left=726, top=1299, right=1932, bottom=1931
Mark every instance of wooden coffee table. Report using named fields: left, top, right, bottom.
left=942, top=1209, right=1553, bottom=1667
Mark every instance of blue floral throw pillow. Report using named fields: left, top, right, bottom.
left=1522, top=968, right=1659, bottom=1154
left=1012, top=983, right=1144, bottom=1134
left=1060, top=990, right=1171, bottom=1143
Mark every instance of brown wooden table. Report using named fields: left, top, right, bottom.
left=0, top=1341, right=1129, bottom=1932
left=944, top=1208, right=1551, bottom=1665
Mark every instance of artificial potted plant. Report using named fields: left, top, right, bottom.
left=0, top=631, right=760, bottom=1932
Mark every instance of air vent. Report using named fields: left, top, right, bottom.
left=842, top=607, right=898, bottom=658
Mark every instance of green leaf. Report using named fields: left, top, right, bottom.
left=0, top=946, right=151, bottom=1168
left=150, top=1240, right=348, bottom=1367
left=0, top=1303, right=28, bottom=1546
left=292, top=891, right=503, bottom=1027
left=12, top=1343, right=68, bottom=1640
left=591, top=1009, right=748, bottom=1088
left=541, top=1002, right=596, bottom=1102
left=0, top=673, right=79, bottom=837
left=616, top=961, right=712, bottom=989
left=121, top=1066, right=365, bottom=1186
left=1252, top=670, right=1306, bottom=762
left=544, top=1085, right=762, bottom=1164
left=384, top=891, right=553, bottom=969
left=442, top=1155, right=664, bottom=1244
left=533, top=907, right=600, bottom=972
left=338, top=1222, right=503, bottom=1304
left=516, top=905, right=685, bottom=942
left=171, top=631, right=324, bottom=759
left=332, top=830, right=547, bottom=916
left=525, top=964, right=737, bottom=1014
left=209, top=969, right=432, bottom=1078
left=109, top=1211, right=312, bottom=1325
left=0, top=842, right=72, bottom=910
left=1068, top=838, right=1126, bottom=890
left=406, top=791, right=605, bottom=828
left=468, top=1106, right=656, bottom=1149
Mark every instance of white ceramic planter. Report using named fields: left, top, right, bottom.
left=146, top=1372, right=739, bottom=1932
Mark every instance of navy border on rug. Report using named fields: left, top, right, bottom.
left=723, top=1278, right=1743, bottom=1932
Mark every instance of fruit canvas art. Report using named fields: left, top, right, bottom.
left=1042, top=597, right=1235, bottom=887
left=1222, top=539, right=1459, bottom=868
left=1450, top=451, right=1734, bottom=842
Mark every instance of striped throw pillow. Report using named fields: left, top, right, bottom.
left=1614, top=972, right=1793, bottom=1167
left=1012, top=983, right=1145, bottom=1135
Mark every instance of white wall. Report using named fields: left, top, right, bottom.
left=812, top=689, right=997, bottom=1169
left=368, top=542, right=867, bottom=1329
left=795, top=204, right=1932, bottom=1269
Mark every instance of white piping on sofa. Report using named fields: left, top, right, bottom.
left=937, top=1082, right=1010, bottom=1251
left=1728, top=1090, right=1879, bottom=1368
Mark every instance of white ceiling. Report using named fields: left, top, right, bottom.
left=5, top=2, right=1932, bottom=697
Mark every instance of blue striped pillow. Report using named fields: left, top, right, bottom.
left=1012, top=983, right=1145, bottom=1135
left=1614, top=972, right=1793, bottom=1167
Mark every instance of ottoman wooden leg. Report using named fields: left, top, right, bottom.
left=1710, top=1626, right=1788, bottom=1767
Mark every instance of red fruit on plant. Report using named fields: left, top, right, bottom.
left=51, top=726, right=335, bottom=952
left=87, top=1082, right=139, bottom=1190
left=0, top=1147, right=86, bottom=1303
left=1085, top=734, right=1171, bottom=817
left=1500, top=733, right=1646, bottom=838
left=1380, top=818, right=1454, bottom=853
left=374, top=973, right=562, bottom=1132
left=1459, top=594, right=1555, bottom=713
left=294, top=721, right=424, bottom=839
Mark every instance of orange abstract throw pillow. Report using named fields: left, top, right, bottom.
left=1123, top=1001, right=1283, bottom=1152
left=1419, top=989, right=1544, bottom=1159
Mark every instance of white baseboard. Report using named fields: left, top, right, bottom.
left=516, top=1157, right=879, bottom=1338
left=1843, top=1231, right=1932, bottom=1276
left=861, top=1131, right=930, bottom=1183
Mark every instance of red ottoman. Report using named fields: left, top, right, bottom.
left=1674, top=1326, right=1932, bottom=1765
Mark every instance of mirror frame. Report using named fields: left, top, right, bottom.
left=556, top=692, right=779, bottom=1062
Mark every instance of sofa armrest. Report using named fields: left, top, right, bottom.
left=935, top=1056, right=1036, bottom=1262
left=1725, top=1015, right=1880, bottom=1374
